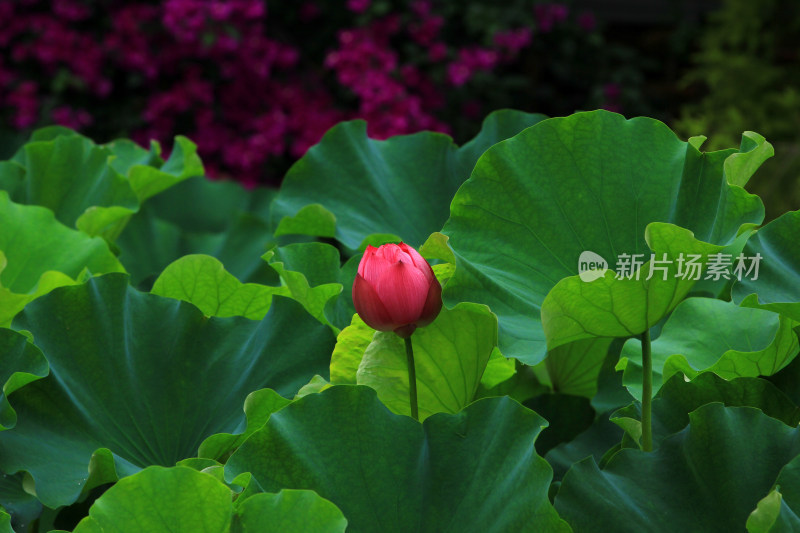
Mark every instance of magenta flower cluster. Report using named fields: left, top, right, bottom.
left=0, top=0, right=599, bottom=185
left=324, top=15, right=451, bottom=138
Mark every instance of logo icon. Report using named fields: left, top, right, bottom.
left=578, top=251, right=608, bottom=282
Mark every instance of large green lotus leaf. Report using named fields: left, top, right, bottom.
left=198, top=389, right=291, bottom=463
left=0, top=193, right=124, bottom=292
left=555, top=403, right=800, bottom=532
left=146, top=176, right=275, bottom=233
left=273, top=204, right=336, bottom=239
left=724, top=131, right=775, bottom=187
left=172, top=213, right=277, bottom=286
left=272, top=120, right=456, bottom=248
left=0, top=257, right=78, bottom=328
left=732, top=211, right=800, bottom=322
left=151, top=254, right=287, bottom=320
left=71, top=466, right=347, bottom=533
left=473, top=363, right=550, bottom=405
left=0, top=328, right=48, bottom=431
left=116, top=179, right=278, bottom=288
left=271, top=110, right=547, bottom=249
left=746, top=455, right=800, bottom=532
left=589, top=340, right=636, bottom=414
left=0, top=509, right=11, bottom=533
left=267, top=242, right=341, bottom=288
left=6, top=129, right=202, bottom=240
left=443, top=110, right=766, bottom=364
left=523, top=393, right=595, bottom=457
left=746, top=487, right=800, bottom=533
left=658, top=372, right=800, bottom=430
left=0, top=192, right=125, bottom=325
left=619, top=298, right=798, bottom=400
left=767, top=357, right=800, bottom=410
left=329, top=314, right=372, bottom=385
left=10, top=125, right=77, bottom=150
left=0, top=471, right=41, bottom=532
left=9, top=134, right=137, bottom=230
left=419, top=231, right=456, bottom=265
left=480, top=347, right=517, bottom=388
left=112, top=202, right=183, bottom=287
left=263, top=243, right=344, bottom=329
left=117, top=208, right=275, bottom=290
left=0, top=273, right=335, bottom=508
left=105, top=135, right=210, bottom=195
left=545, top=337, right=613, bottom=398
left=0, top=162, right=24, bottom=198
left=294, top=375, right=332, bottom=399
left=73, top=466, right=233, bottom=533
left=455, top=109, right=549, bottom=171
left=544, top=412, right=624, bottom=481
left=226, top=386, right=570, bottom=533
left=356, top=303, right=497, bottom=420
left=324, top=254, right=361, bottom=331
left=122, top=136, right=203, bottom=202
left=541, top=223, right=724, bottom=354
left=103, top=138, right=161, bottom=174
left=234, top=490, right=348, bottom=533
left=611, top=373, right=800, bottom=448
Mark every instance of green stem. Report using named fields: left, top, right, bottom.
left=641, top=328, right=653, bottom=452
left=404, top=336, right=419, bottom=421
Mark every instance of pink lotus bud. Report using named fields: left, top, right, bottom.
left=352, top=242, right=442, bottom=338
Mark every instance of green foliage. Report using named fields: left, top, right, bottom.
left=226, top=386, right=570, bottom=533
left=556, top=404, right=800, bottom=532
left=443, top=110, right=765, bottom=365
left=262, top=243, right=344, bottom=330
left=1, top=111, right=799, bottom=531
left=115, top=177, right=278, bottom=288
left=733, top=210, right=800, bottom=321
left=356, top=303, right=497, bottom=420
left=65, top=466, right=348, bottom=533
left=151, top=254, right=286, bottom=320
left=619, top=298, right=798, bottom=400
left=4, top=128, right=202, bottom=241
left=271, top=110, right=546, bottom=249
left=677, top=0, right=800, bottom=149
left=676, top=0, right=800, bottom=217
left=0, top=191, right=124, bottom=326
left=0, top=274, right=334, bottom=508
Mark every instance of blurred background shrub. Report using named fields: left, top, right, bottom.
left=675, top=0, right=800, bottom=220
left=0, top=0, right=798, bottom=216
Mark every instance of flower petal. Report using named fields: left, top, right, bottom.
left=357, top=245, right=378, bottom=277
left=359, top=248, right=392, bottom=287
left=399, top=243, right=423, bottom=267
left=352, top=273, right=397, bottom=331
left=378, top=243, right=414, bottom=266
left=375, top=260, right=429, bottom=326
left=415, top=277, right=442, bottom=327
left=373, top=243, right=392, bottom=261
left=400, top=242, right=435, bottom=284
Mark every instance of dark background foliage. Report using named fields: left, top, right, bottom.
left=0, top=0, right=797, bottom=216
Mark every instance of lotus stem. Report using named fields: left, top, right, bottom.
left=641, top=328, right=653, bottom=452
left=405, top=336, right=419, bottom=421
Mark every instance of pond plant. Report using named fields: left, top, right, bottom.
left=0, top=109, right=798, bottom=532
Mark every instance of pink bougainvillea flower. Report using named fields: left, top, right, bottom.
left=353, top=242, right=442, bottom=338
left=577, top=11, right=596, bottom=32
left=346, top=0, right=371, bottom=13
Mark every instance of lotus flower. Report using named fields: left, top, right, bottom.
left=352, top=242, right=442, bottom=337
